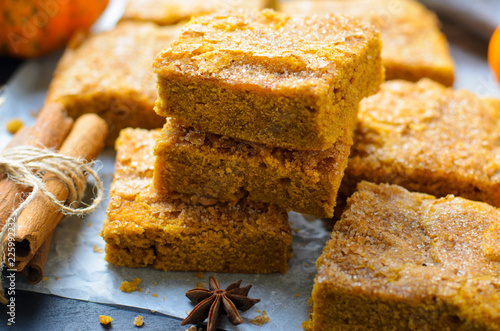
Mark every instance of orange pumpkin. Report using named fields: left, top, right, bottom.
left=489, top=25, right=500, bottom=82
left=0, top=0, right=109, bottom=58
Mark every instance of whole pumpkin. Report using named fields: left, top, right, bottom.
left=489, top=25, right=500, bottom=82
left=0, top=0, right=109, bottom=58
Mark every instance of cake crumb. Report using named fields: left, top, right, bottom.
left=163, top=297, right=165, bottom=300
left=120, top=277, right=141, bottom=292
left=154, top=282, right=158, bottom=286
left=93, top=245, right=103, bottom=253
left=185, top=326, right=198, bottom=331
left=6, top=118, right=23, bottom=134
left=195, top=271, right=204, bottom=279
left=100, top=315, right=113, bottom=325
left=249, top=310, right=270, bottom=326
left=55, top=277, right=59, bottom=280
left=152, top=293, right=158, bottom=298
left=295, top=293, right=300, bottom=297
left=195, top=282, right=206, bottom=289
left=133, top=315, right=144, bottom=327
left=150, top=309, right=156, bottom=313
left=254, top=309, right=260, bottom=313
left=138, top=287, right=143, bottom=292
left=294, top=228, right=299, bottom=233
left=42, top=277, right=48, bottom=281
left=88, top=222, right=92, bottom=227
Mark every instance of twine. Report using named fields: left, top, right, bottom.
left=0, top=145, right=104, bottom=304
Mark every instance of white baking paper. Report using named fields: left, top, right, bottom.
left=1, top=1, right=500, bottom=330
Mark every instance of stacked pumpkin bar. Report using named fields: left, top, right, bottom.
left=102, top=8, right=384, bottom=273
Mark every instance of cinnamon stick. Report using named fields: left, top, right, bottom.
left=0, top=103, right=74, bottom=227
left=14, top=114, right=108, bottom=270
left=21, top=232, right=53, bottom=284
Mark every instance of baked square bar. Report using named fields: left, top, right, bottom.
left=121, top=0, right=277, bottom=26
left=46, top=22, right=181, bottom=146
left=154, top=9, right=383, bottom=151
left=306, top=181, right=500, bottom=330
left=280, top=0, right=454, bottom=86
left=344, top=79, right=500, bottom=207
left=101, top=128, right=292, bottom=273
left=153, top=119, right=352, bottom=218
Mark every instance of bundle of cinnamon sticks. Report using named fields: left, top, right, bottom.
left=0, top=103, right=108, bottom=284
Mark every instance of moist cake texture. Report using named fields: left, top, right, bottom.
left=153, top=119, right=352, bottom=218
left=280, top=0, right=454, bottom=86
left=344, top=79, right=500, bottom=207
left=101, top=128, right=292, bottom=274
left=47, top=22, right=181, bottom=145
left=307, top=181, right=500, bottom=330
left=154, top=9, right=383, bottom=151
left=121, top=0, right=277, bottom=25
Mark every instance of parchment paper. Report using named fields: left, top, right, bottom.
left=1, top=1, right=500, bottom=330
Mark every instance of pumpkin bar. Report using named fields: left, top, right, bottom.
left=153, top=119, right=352, bottom=218
left=46, top=22, right=181, bottom=146
left=344, top=79, right=500, bottom=207
left=121, top=0, right=277, bottom=26
left=306, top=181, right=500, bottom=330
left=153, top=9, right=383, bottom=151
left=280, top=0, right=454, bottom=86
left=101, top=128, right=292, bottom=274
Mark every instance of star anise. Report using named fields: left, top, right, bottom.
left=181, top=276, right=261, bottom=331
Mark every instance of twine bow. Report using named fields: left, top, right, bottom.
left=0, top=145, right=104, bottom=303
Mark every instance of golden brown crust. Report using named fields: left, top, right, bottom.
left=309, top=182, right=500, bottom=330
left=101, top=128, right=292, bottom=274
left=46, top=22, right=181, bottom=146
left=154, top=9, right=383, bottom=150
left=153, top=119, right=352, bottom=218
left=280, top=0, right=454, bottom=86
left=121, top=0, right=277, bottom=25
left=344, top=79, right=500, bottom=208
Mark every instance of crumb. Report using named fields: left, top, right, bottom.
left=163, top=297, right=165, bottom=300
left=185, top=326, right=198, bottom=331
left=99, top=315, right=113, bottom=325
left=249, top=310, right=270, bottom=326
left=6, top=118, right=23, bottom=134
left=295, top=293, right=299, bottom=297
left=120, top=277, right=141, bottom=292
left=150, top=309, right=156, bottom=313
left=154, top=282, right=158, bottom=286
left=42, top=277, right=48, bottom=281
left=138, top=287, right=143, bottom=292
left=152, top=293, right=158, bottom=298
left=88, top=222, right=92, bottom=227
left=194, top=271, right=204, bottom=279
left=290, top=221, right=294, bottom=225
left=186, top=310, right=190, bottom=315
left=255, top=309, right=260, bottom=313
left=93, top=245, right=103, bottom=253
left=309, top=272, right=313, bottom=277
left=133, top=315, right=144, bottom=327
left=294, top=228, right=299, bottom=233
left=303, top=263, right=310, bottom=267
left=195, top=282, right=206, bottom=289
left=55, top=277, right=59, bottom=280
